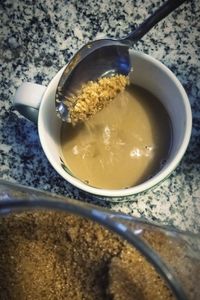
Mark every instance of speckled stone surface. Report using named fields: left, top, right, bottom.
left=0, top=0, right=200, bottom=233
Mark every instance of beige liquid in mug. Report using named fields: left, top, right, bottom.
left=60, top=85, right=172, bottom=189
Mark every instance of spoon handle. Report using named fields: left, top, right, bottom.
left=124, top=0, right=188, bottom=44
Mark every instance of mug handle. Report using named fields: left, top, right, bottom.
left=13, top=82, right=47, bottom=123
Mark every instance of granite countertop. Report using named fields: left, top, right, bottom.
left=0, top=0, right=199, bottom=233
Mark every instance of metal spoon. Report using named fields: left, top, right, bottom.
left=56, top=0, right=187, bottom=121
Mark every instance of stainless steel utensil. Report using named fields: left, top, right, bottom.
left=55, top=0, right=187, bottom=121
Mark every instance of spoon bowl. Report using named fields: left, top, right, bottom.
left=55, top=0, right=187, bottom=122
left=55, top=40, right=130, bottom=121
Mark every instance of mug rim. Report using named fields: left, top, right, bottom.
left=38, top=50, right=192, bottom=197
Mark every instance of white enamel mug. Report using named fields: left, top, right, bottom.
left=13, top=50, right=192, bottom=197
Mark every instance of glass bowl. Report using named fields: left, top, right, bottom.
left=0, top=180, right=199, bottom=300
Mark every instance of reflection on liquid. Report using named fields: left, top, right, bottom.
left=61, top=85, right=172, bottom=189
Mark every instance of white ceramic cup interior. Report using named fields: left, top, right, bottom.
left=13, top=50, right=192, bottom=197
